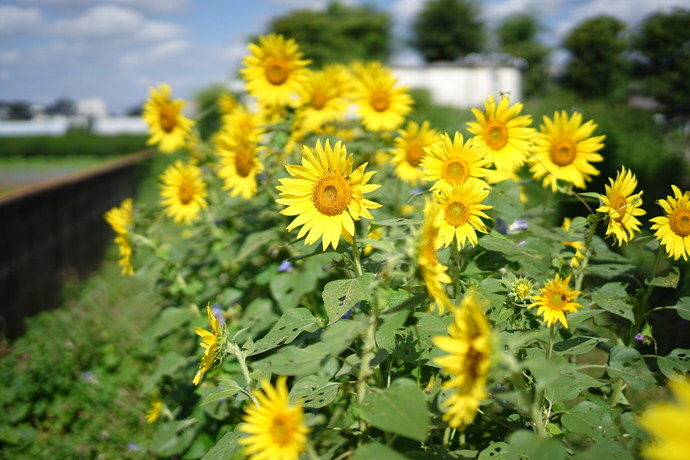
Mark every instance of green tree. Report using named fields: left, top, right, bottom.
left=497, top=13, right=551, bottom=97
left=632, top=8, right=690, bottom=116
left=267, top=2, right=391, bottom=67
left=562, top=15, right=629, bottom=99
left=410, top=0, right=484, bottom=62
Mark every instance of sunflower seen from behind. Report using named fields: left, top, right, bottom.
left=276, top=139, right=381, bottom=250
left=353, top=65, right=413, bottom=132
left=418, top=199, right=453, bottom=314
left=241, top=33, right=310, bottom=108
left=391, top=121, right=441, bottom=186
left=160, top=160, right=208, bottom=225
left=529, top=111, right=605, bottom=192
left=421, top=132, right=491, bottom=193
left=142, top=84, right=194, bottom=154
left=528, top=274, right=583, bottom=329
left=104, top=198, right=134, bottom=276
left=434, top=180, right=492, bottom=250
left=239, top=376, right=310, bottom=460
left=433, top=289, right=492, bottom=430
left=650, top=185, right=690, bottom=261
left=638, top=378, right=690, bottom=460
left=597, top=167, right=646, bottom=246
left=467, top=94, right=534, bottom=172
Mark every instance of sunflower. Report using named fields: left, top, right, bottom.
left=218, top=92, right=240, bottom=117
left=104, top=198, right=134, bottom=276
left=467, top=94, right=534, bottom=172
left=597, top=167, right=646, bottom=246
left=434, top=180, right=492, bottom=250
left=239, top=377, right=310, bottom=460
left=528, top=274, right=584, bottom=329
left=433, top=289, right=492, bottom=430
left=650, top=185, right=690, bottom=261
left=638, top=378, right=690, bottom=460
left=421, top=132, right=491, bottom=193
left=353, top=66, right=413, bottom=132
left=391, top=121, right=442, bottom=185
left=145, top=396, right=163, bottom=424
left=418, top=199, right=453, bottom=314
left=297, top=65, right=352, bottom=132
left=241, top=33, right=310, bottom=107
left=560, top=218, right=586, bottom=267
left=215, top=130, right=265, bottom=200
left=160, top=160, right=208, bottom=224
left=220, top=105, right=265, bottom=144
left=193, top=305, right=226, bottom=386
left=142, top=84, right=194, bottom=154
left=276, top=140, right=381, bottom=250
left=528, top=111, right=605, bottom=192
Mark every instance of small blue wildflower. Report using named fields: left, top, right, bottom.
left=508, top=219, right=528, bottom=233
left=495, top=218, right=509, bottom=234
left=634, top=333, right=644, bottom=342
left=127, top=443, right=138, bottom=452
left=278, top=259, right=294, bottom=272
left=211, top=303, right=226, bottom=327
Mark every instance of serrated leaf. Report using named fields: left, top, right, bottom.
left=561, top=401, right=621, bottom=441
left=591, top=283, right=634, bottom=323
left=506, top=430, right=568, bottom=460
left=657, top=348, right=690, bottom=379
left=353, top=442, right=409, bottom=460
left=646, top=266, right=679, bottom=288
left=360, top=378, right=430, bottom=442
left=479, top=234, right=522, bottom=256
left=250, top=308, right=318, bottom=356
left=586, top=263, right=635, bottom=278
left=376, top=308, right=410, bottom=352
left=553, top=336, right=605, bottom=355
left=201, top=379, right=244, bottom=406
left=607, top=346, right=655, bottom=390
left=320, top=318, right=367, bottom=356
left=413, top=312, right=450, bottom=364
left=201, top=430, right=243, bottom=460
left=322, top=273, right=375, bottom=324
left=252, top=343, right=331, bottom=376
left=667, top=297, right=690, bottom=320
left=289, top=375, right=339, bottom=408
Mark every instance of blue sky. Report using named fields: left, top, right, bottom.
left=1, top=0, right=687, bottom=114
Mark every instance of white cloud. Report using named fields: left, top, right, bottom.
left=0, top=6, right=45, bottom=35
left=109, top=0, right=190, bottom=14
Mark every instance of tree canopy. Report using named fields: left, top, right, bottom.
left=410, top=0, right=484, bottom=62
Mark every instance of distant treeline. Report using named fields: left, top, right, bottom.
left=0, top=131, right=148, bottom=158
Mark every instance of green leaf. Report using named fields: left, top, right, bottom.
left=413, top=312, right=450, bottom=364
left=646, top=266, right=679, bottom=288
left=236, top=298, right=279, bottom=343
left=478, top=234, right=523, bottom=256
left=320, top=317, right=367, bottom=356
left=141, top=352, right=188, bottom=395
left=607, top=346, right=655, bottom=390
left=374, top=218, right=419, bottom=227
left=586, top=263, right=635, bottom=278
left=657, top=348, right=690, bottom=379
left=322, top=273, right=376, bottom=324
left=150, top=420, right=196, bottom=457
left=560, top=401, right=621, bottom=441
left=289, top=375, right=340, bottom=408
left=250, top=308, right=319, bottom=356
left=252, top=343, right=332, bottom=376
left=201, top=430, right=243, bottom=460
left=591, top=283, right=634, bottom=323
left=236, top=228, right=280, bottom=261
left=571, top=440, right=632, bottom=460
left=376, top=308, right=410, bottom=352
left=544, top=371, right=605, bottom=405
left=353, top=442, right=409, bottom=460
left=147, top=307, right=195, bottom=340
left=477, top=442, right=509, bottom=460
left=201, top=379, right=244, bottom=406
left=506, top=430, right=568, bottom=460
left=360, top=378, right=430, bottom=442
left=667, top=297, right=690, bottom=320
left=553, top=336, right=606, bottom=355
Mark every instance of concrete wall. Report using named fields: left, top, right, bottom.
left=392, top=65, right=523, bottom=109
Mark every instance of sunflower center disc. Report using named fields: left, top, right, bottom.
left=311, top=93, right=326, bottom=110
left=265, top=59, right=289, bottom=85
left=370, top=91, right=390, bottom=112
left=270, top=414, right=293, bottom=446
left=235, top=149, right=253, bottom=177
left=670, top=208, right=690, bottom=237
left=406, top=143, right=425, bottom=167
left=178, top=181, right=195, bottom=205
left=548, top=291, right=568, bottom=310
left=444, top=202, right=470, bottom=227
left=550, top=140, right=576, bottom=166
left=610, top=194, right=628, bottom=222
left=159, top=105, right=178, bottom=133
left=485, top=121, right=508, bottom=150
left=443, top=160, right=468, bottom=183
left=312, top=174, right=351, bottom=216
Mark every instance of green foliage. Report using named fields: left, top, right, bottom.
left=0, top=131, right=147, bottom=158
left=267, top=1, right=392, bottom=67
left=410, top=0, right=484, bottom=62
left=193, top=85, right=233, bottom=141
left=562, top=15, right=629, bottom=100
left=632, top=8, right=690, bottom=117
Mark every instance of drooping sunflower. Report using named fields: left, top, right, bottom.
left=638, top=378, right=690, bottom=460
left=650, top=185, right=690, bottom=261
left=215, top=130, right=265, bottom=200
left=528, top=274, right=584, bottom=329
left=353, top=66, right=413, bottom=132
left=160, top=160, right=208, bottom=224
left=433, top=289, right=492, bottom=430
left=597, top=167, right=646, bottom=246
left=193, top=305, right=226, bottom=386
left=467, top=94, right=534, bottom=172
left=297, top=65, right=352, bottom=132
left=104, top=198, right=134, bottom=276
left=391, top=121, right=442, bottom=186
left=418, top=199, right=453, bottom=314
left=276, top=140, right=381, bottom=250
left=529, top=111, right=605, bottom=192
left=560, top=217, right=586, bottom=267
left=239, top=377, right=310, bottom=460
left=142, top=84, right=194, bottom=154
left=421, top=132, right=491, bottom=193
left=434, top=180, right=493, bottom=250
left=240, top=33, right=311, bottom=108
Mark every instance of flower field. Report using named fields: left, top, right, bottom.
left=4, top=33, right=690, bottom=459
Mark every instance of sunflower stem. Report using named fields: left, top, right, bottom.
left=631, top=248, right=663, bottom=344
left=351, top=236, right=363, bottom=278
left=229, top=342, right=258, bottom=404
left=356, top=306, right=379, bottom=403
left=609, top=378, right=625, bottom=407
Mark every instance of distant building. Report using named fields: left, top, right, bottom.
left=392, top=54, right=524, bottom=108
